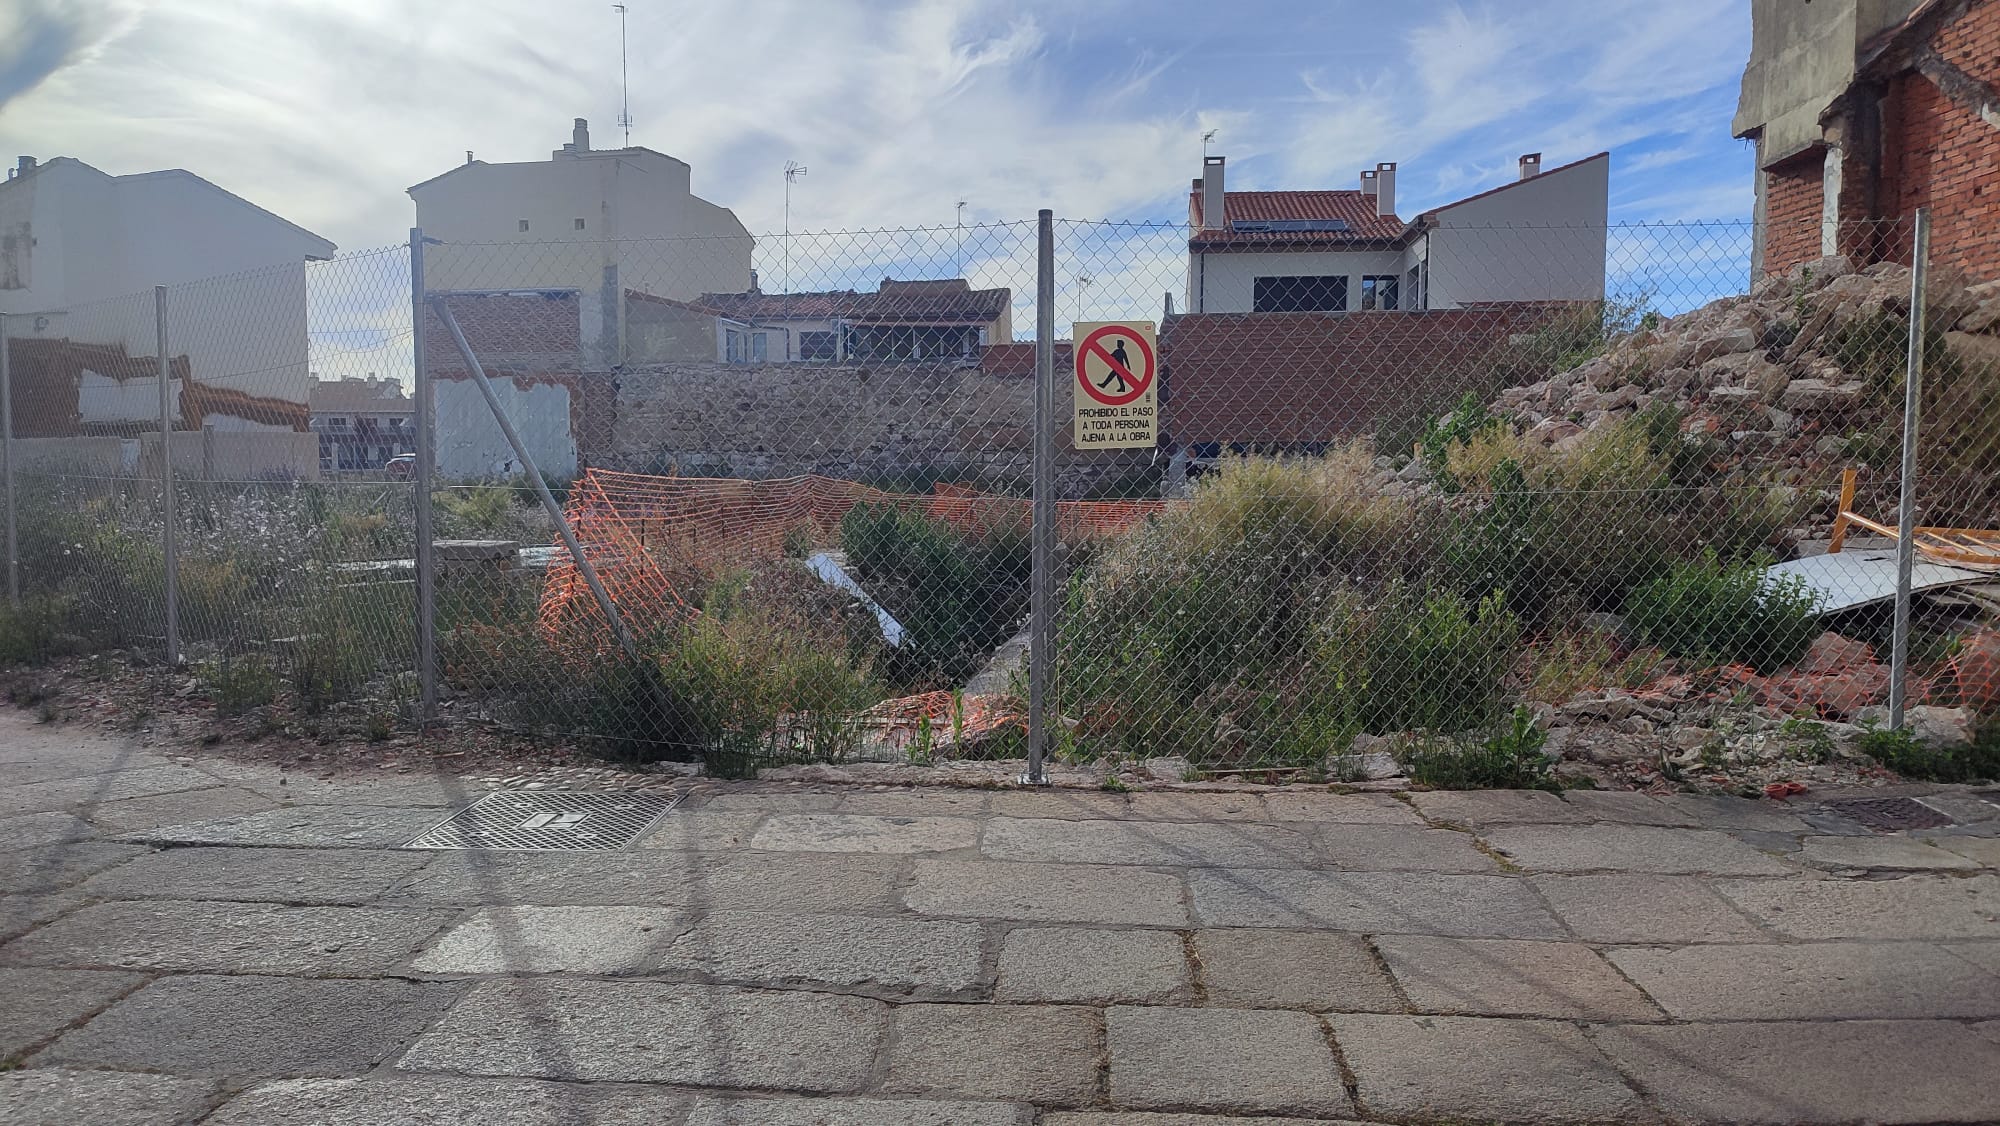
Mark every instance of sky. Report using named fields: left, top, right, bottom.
left=0, top=0, right=1760, bottom=257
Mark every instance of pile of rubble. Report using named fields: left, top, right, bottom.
left=1488, top=254, right=2000, bottom=491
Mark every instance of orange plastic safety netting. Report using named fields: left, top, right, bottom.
left=538, top=467, right=1163, bottom=645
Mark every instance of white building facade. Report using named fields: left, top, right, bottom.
left=1187, top=152, right=1610, bottom=314
left=0, top=155, right=335, bottom=432
left=408, top=120, right=754, bottom=370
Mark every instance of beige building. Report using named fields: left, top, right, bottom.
left=408, top=119, right=753, bottom=369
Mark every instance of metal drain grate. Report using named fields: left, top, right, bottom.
left=406, top=790, right=684, bottom=851
left=1821, top=796, right=1954, bottom=832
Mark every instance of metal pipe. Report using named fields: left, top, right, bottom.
left=410, top=229, right=438, bottom=721
left=155, top=286, right=180, bottom=667
left=1889, top=207, right=1930, bottom=730
left=429, top=296, right=645, bottom=669
left=1024, top=209, right=1056, bottom=786
left=0, top=310, right=15, bottom=608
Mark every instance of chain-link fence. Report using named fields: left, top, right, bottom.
left=3, top=212, right=1994, bottom=786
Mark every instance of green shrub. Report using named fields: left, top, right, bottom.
left=841, top=504, right=1029, bottom=690
left=437, top=485, right=521, bottom=536
left=0, top=597, right=81, bottom=666
left=201, top=655, right=280, bottom=716
left=1333, top=586, right=1522, bottom=735
left=1405, top=707, right=1559, bottom=791
left=1624, top=551, right=1821, bottom=673
left=1857, top=720, right=2000, bottom=783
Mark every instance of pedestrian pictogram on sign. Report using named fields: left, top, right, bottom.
left=1073, top=321, right=1157, bottom=449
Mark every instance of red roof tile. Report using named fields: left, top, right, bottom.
left=697, top=278, right=1010, bottom=325
left=1190, top=190, right=1405, bottom=247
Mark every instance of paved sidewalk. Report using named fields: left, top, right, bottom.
left=4, top=711, right=2000, bottom=1124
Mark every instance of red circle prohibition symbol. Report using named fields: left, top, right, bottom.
left=1076, top=325, right=1156, bottom=407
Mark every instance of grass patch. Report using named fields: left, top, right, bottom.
left=1405, top=707, right=1559, bottom=791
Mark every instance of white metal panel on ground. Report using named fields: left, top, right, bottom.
left=1768, top=549, right=1990, bottom=613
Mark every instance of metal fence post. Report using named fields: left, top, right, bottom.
left=411, top=229, right=438, bottom=722
left=1888, top=207, right=1930, bottom=731
left=1024, top=209, right=1056, bottom=786
left=0, top=310, right=16, bottom=608
left=155, top=286, right=180, bottom=667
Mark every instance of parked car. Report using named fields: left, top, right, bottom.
left=384, top=453, right=416, bottom=479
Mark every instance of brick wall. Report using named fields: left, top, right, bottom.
left=1159, top=307, right=1558, bottom=446
left=1883, top=0, right=2000, bottom=282
left=1761, top=150, right=1826, bottom=276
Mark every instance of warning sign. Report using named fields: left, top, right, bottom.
left=1072, top=321, right=1158, bottom=450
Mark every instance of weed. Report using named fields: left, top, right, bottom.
left=201, top=655, right=279, bottom=717
left=1405, top=707, right=1558, bottom=791
left=1099, top=774, right=1131, bottom=793
left=1779, top=715, right=1836, bottom=763
left=1857, top=719, right=2000, bottom=783
left=1624, top=551, right=1821, bottom=673
left=0, top=597, right=80, bottom=666
left=841, top=503, right=1029, bottom=690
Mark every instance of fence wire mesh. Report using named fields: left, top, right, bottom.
left=1, top=214, right=1994, bottom=787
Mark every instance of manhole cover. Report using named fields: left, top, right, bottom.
left=406, top=790, right=683, bottom=851
left=1820, top=797, right=1954, bottom=832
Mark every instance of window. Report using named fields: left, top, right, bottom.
left=573, top=218, right=586, bottom=230
left=517, top=219, right=530, bottom=232
left=1253, top=275, right=1347, bottom=313
left=725, top=329, right=769, bottom=364
left=1406, top=265, right=1421, bottom=310
left=798, top=330, right=838, bottom=361
left=1360, top=275, right=1400, bottom=311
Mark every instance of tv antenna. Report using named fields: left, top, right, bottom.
left=956, top=199, right=968, bottom=272
left=1202, top=129, right=1218, bottom=158
left=784, top=161, right=807, bottom=294
left=613, top=4, right=633, bottom=146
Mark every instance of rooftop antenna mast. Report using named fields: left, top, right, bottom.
left=784, top=162, right=807, bottom=331
left=1202, top=129, right=1217, bottom=158
left=613, top=4, right=633, bottom=146
left=956, top=199, right=968, bottom=272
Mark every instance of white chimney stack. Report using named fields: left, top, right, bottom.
left=1360, top=169, right=1377, bottom=197
left=1519, top=152, right=1542, bottom=180
left=1374, top=162, right=1396, bottom=217
left=573, top=118, right=591, bottom=152
left=1200, top=155, right=1226, bottom=231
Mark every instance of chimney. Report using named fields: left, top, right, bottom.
left=1361, top=169, right=1377, bottom=197
left=572, top=118, right=591, bottom=152
left=1200, top=155, right=1226, bottom=231
left=12, top=155, right=35, bottom=179
left=1374, top=162, right=1396, bottom=217
left=465, top=150, right=475, bottom=165
left=1519, top=152, right=1542, bottom=180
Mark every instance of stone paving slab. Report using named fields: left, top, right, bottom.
left=0, top=841, right=149, bottom=893
left=1714, top=874, right=2000, bottom=939
left=0, top=891, right=83, bottom=942
left=1105, top=1006, right=1352, bottom=1118
left=631, top=810, right=767, bottom=851
left=689, top=1095, right=1035, bottom=1125
left=1374, top=936, right=1662, bottom=1019
left=695, top=790, right=846, bottom=813
left=1947, top=941, right=2000, bottom=975
left=880, top=1003, right=1101, bottom=1106
left=1482, top=823, right=1794, bottom=875
left=1652, top=793, right=1811, bottom=832
left=1192, top=930, right=1400, bottom=1012
left=124, top=804, right=449, bottom=849
left=0, top=967, right=148, bottom=1060
left=1530, top=874, right=1771, bottom=943
left=984, top=790, right=1148, bottom=820
left=830, top=789, right=993, bottom=817
left=982, top=817, right=1312, bottom=869
left=906, top=859, right=1189, bottom=926
left=84, top=784, right=278, bottom=831
left=400, top=978, right=886, bottom=1091
left=35, top=974, right=462, bottom=1076
left=81, top=845, right=431, bottom=905
left=1557, top=789, right=1701, bottom=826
left=384, top=849, right=906, bottom=913
left=658, top=910, right=986, bottom=995
left=411, top=905, right=692, bottom=975
left=1046, top=1116, right=1366, bottom=1126
left=1119, top=792, right=1270, bottom=822
left=748, top=812, right=979, bottom=854
left=1308, top=824, right=1497, bottom=872
left=1186, top=868, right=1564, bottom=937
left=0, top=764, right=230, bottom=816
left=0, top=899, right=453, bottom=976
left=1934, top=835, right=2000, bottom=865
left=1798, top=834, right=1982, bottom=871
left=996, top=926, right=1189, bottom=1004
left=1331, top=1013, right=1651, bottom=1124
left=0, top=811, right=98, bottom=850
left=1258, top=791, right=1423, bottom=825
left=228, top=775, right=479, bottom=808
left=0, top=1068, right=217, bottom=1126
left=1607, top=940, right=2000, bottom=1019
left=1590, top=1019, right=2000, bottom=1124
left=1408, top=789, right=1591, bottom=826
left=204, top=1076, right=693, bottom=1126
